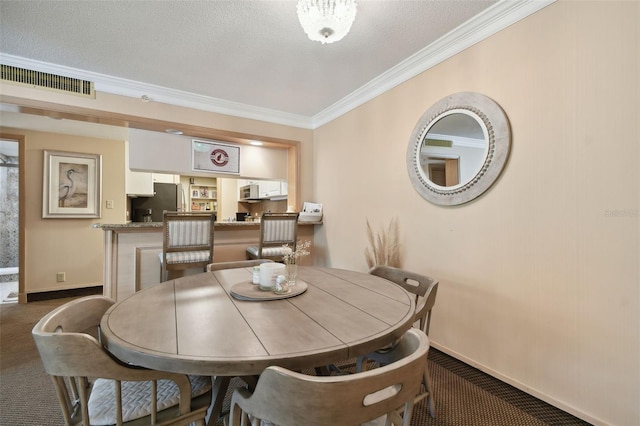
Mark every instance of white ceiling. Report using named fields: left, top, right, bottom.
left=0, top=1, right=551, bottom=129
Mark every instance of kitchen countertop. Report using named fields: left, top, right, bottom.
left=96, top=218, right=321, bottom=302
left=93, top=220, right=322, bottom=230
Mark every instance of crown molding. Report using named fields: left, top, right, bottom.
left=311, top=0, right=555, bottom=128
left=1, top=0, right=554, bottom=131
left=0, top=53, right=314, bottom=129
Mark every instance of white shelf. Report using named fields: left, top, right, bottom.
left=189, top=184, right=217, bottom=212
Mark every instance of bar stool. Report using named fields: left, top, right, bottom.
left=160, top=211, right=215, bottom=281
left=246, top=212, right=299, bottom=262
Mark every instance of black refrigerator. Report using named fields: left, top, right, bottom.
left=131, top=183, right=181, bottom=222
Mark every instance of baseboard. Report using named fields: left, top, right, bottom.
left=430, top=341, right=606, bottom=426
left=26, top=286, right=103, bottom=302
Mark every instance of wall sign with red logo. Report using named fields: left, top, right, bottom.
left=192, top=139, right=240, bottom=174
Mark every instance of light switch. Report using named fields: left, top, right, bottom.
left=106, top=200, right=114, bottom=209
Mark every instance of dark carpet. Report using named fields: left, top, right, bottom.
left=0, top=297, right=591, bottom=426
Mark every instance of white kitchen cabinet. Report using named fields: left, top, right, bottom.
left=125, top=140, right=153, bottom=196
left=237, top=179, right=287, bottom=200
left=152, top=173, right=178, bottom=183
left=126, top=172, right=178, bottom=196
left=237, top=179, right=261, bottom=187
left=259, top=180, right=282, bottom=198
left=126, top=170, right=154, bottom=196
left=126, top=140, right=177, bottom=195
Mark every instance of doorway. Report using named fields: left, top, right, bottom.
left=427, top=157, right=460, bottom=187
left=0, top=139, right=19, bottom=303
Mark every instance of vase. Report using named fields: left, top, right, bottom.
left=285, top=261, right=298, bottom=286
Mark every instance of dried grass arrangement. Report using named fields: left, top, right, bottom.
left=364, top=217, right=401, bottom=268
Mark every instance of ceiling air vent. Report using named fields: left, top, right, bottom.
left=1, top=64, right=95, bottom=98
left=425, top=138, right=452, bottom=148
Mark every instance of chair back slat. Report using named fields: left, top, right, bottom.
left=263, top=219, right=296, bottom=243
left=167, top=219, right=212, bottom=248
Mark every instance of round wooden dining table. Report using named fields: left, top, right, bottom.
left=100, top=265, right=415, bottom=424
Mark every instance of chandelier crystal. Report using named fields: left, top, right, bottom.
left=296, top=0, right=357, bottom=44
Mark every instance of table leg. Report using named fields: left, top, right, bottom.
left=239, top=375, right=259, bottom=391
left=206, top=376, right=231, bottom=426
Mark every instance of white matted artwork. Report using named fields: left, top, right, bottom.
left=192, top=139, right=240, bottom=174
left=43, top=150, right=102, bottom=218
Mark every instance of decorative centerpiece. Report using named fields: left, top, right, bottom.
left=282, top=240, right=311, bottom=285
left=364, top=217, right=400, bottom=268
left=259, top=263, right=286, bottom=291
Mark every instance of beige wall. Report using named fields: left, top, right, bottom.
left=312, top=2, right=638, bottom=425
left=1, top=78, right=314, bottom=298
left=0, top=84, right=316, bottom=205
left=1, top=128, right=126, bottom=294
left=1, top=1, right=637, bottom=424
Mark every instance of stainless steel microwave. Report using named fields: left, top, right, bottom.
left=239, top=184, right=259, bottom=200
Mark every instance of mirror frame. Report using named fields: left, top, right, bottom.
left=406, top=92, right=511, bottom=206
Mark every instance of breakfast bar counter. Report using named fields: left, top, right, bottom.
left=95, top=221, right=321, bottom=301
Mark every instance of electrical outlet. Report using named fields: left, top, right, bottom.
left=56, top=272, right=66, bottom=282
left=106, top=200, right=114, bottom=209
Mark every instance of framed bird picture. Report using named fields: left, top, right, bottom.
left=43, top=150, right=102, bottom=218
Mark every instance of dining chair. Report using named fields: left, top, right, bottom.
left=245, top=212, right=299, bottom=262
left=32, top=295, right=212, bottom=426
left=357, top=265, right=439, bottom=417
left=228, top=328, right=429, bottom=426
left=207, top=259, right=274, bottom=271
left=160, top=210, right=215, bottom=281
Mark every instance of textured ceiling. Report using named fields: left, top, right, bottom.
left=0, top=0, right=499, bottom=123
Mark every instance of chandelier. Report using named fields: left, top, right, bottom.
left=296, top=0, right=357, bottom=44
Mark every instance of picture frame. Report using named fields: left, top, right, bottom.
left=192, top=139, right=240, bottom=175
left=43, top=150, right=102, bottom=218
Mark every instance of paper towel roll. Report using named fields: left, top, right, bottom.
left=259, top=263, right=285, bottom=289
